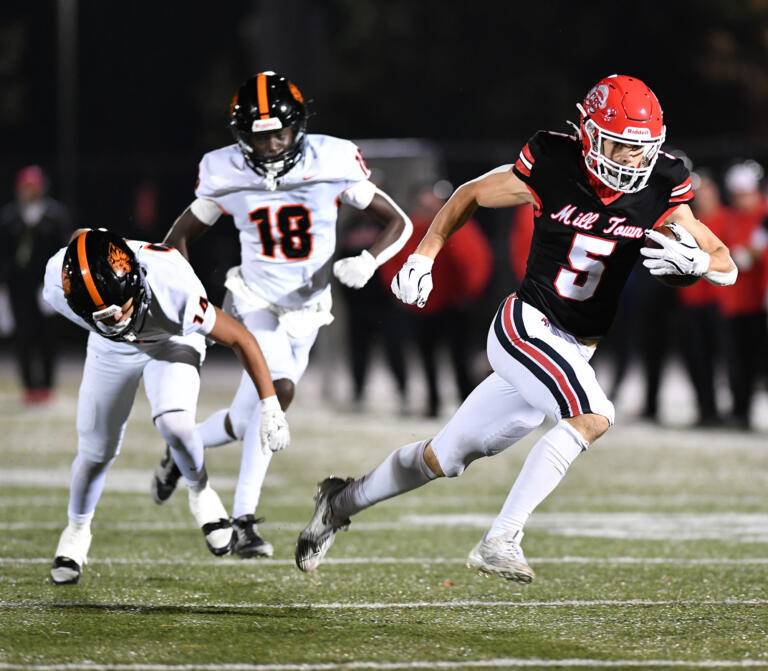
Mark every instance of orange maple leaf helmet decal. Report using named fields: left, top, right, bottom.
left=287, top=81, right=304, bottom=104
left=61, top=267, right=71, bottom=295
left=107, top=242, right=132, bottom=277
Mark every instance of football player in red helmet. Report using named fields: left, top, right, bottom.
left=575, top=75, right=665, bottom=194
left=295, top=75, right=737, bottom=582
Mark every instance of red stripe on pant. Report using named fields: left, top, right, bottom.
left=501, top=297, right=582, bottom=415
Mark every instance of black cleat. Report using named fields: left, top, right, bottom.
left=151, top=445, right=182, bottom=504
left=231, top=514, right=274, bottom=558
left=50, top=556, right=82, bottom=585
left=295, top=476, right=352, bottom=572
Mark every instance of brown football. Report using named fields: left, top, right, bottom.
left=643, top=224, right=700, bottom=288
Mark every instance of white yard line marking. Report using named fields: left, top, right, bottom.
left=2, top=659, right=768, bottom=670
left=5, top=512, right=768, bottom=541
left=3, top=598, right=768, bottom=609
left=4, top=556, right=768, bottom=566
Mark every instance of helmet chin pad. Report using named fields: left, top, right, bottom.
left=579, top=114, right=665, bottom=193
left=94, top=314, right=132, bottom=336
left=92, top=304, right=123, bottom=321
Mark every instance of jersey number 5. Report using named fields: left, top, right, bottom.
left=249, top=205, right=313, bottom=260
left=554, top=232, right=616, bottom=302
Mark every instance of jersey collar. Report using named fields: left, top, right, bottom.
left=580, top=161, right=624, bottom=206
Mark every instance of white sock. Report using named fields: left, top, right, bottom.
left=333, top=440, right=437, bottom=519
left=66, top=519, right=91, bottom=533
left=197, top=409, right=235, bottom=448
left=486, top=420, right=588, bottom=539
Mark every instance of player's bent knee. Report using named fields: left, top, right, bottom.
left=154, top=410, right=197, bottom=449
left=423, top=443, right=445, bottom=477
left=73, top=450, right=117, bottom=480
left=564, top=413, right=610, bottom=445
left=77, top=432, right=121, bottom=463
left=223, top=413, right=237, bottom=440
left=429, top=432, right=485, bottom=478
left=228, top=411, right=249, bottom=441
left=273, top=378, right=295, bottom=410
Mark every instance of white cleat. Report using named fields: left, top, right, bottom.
left=188, top=483, right=234, bottom=556
left=50, top=523, right=92, bottom=585
left=467, top=529, right=535, bottom=583
left=295, top=476, right=352, bottom=572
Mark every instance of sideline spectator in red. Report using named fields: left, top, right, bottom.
left=676, top=170, right=729, bottom=427
left=717, top=161, right=768, bottom=430
left=380, top=182, right=493, bottom=417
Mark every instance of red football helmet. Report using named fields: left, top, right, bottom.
left=575, top=75, right=665, bottom=193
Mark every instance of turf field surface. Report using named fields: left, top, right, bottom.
left=1, top=354, right=767, bottom=670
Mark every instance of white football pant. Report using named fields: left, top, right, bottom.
left=223, top=299, right=318, bottom=518
left=431, top=295, right=614, bottom=476
left=67, top=332, right=207, bottom=524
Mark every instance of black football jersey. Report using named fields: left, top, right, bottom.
left=513, top=131, right=693, bottom=339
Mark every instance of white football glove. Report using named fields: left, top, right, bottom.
left=391, top=253, right=434, bottom=308
left=333, top=250, right=378, bottom=289
left=640, top=224, right=710, bottom=277
left=260, top=395, right=290, bottom=455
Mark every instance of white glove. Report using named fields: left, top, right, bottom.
left=260, top=395, right=290, bottom=455
left=391, top=253, right=434, bottom=308
left=333, top=250, right=377, bottom=289
left=640, top=224, right=710, bottom=277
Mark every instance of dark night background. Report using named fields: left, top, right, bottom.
left=1, top=0, right=768, bottom=334
left=4, top=1, right=768, bottom=212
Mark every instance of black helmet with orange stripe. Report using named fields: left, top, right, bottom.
left=229, top=71, right=307, bottom=182
left=62, top=229, right=148, bottom=342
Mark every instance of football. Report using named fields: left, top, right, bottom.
left=643, top=224, right=700, bottom=288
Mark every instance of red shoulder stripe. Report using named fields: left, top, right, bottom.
left=515, top=157, right=532, bottom=177
left=522, top=144, right=535, bottom=165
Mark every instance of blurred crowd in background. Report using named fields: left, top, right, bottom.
left=4, top=155, right=768, bottom=433
left=334, top=158, right=768, bottom=432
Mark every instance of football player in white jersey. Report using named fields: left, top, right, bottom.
left=43, top=228, right=290, bottom=584
left=149, top=71, right=413, bottom=558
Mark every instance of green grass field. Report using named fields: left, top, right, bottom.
left=2, top=354, right=768, bottom=670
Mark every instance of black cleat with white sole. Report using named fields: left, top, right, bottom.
left=50, top=556, right=82, bottom=585
left=295, top=476, right=352, bottom=572
left=231, top=514, right=274, bottom=558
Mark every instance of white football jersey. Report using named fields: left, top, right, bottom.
left=43, top=240, right=217, bottom=344
left=195, top=134, right=376, bottom=308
